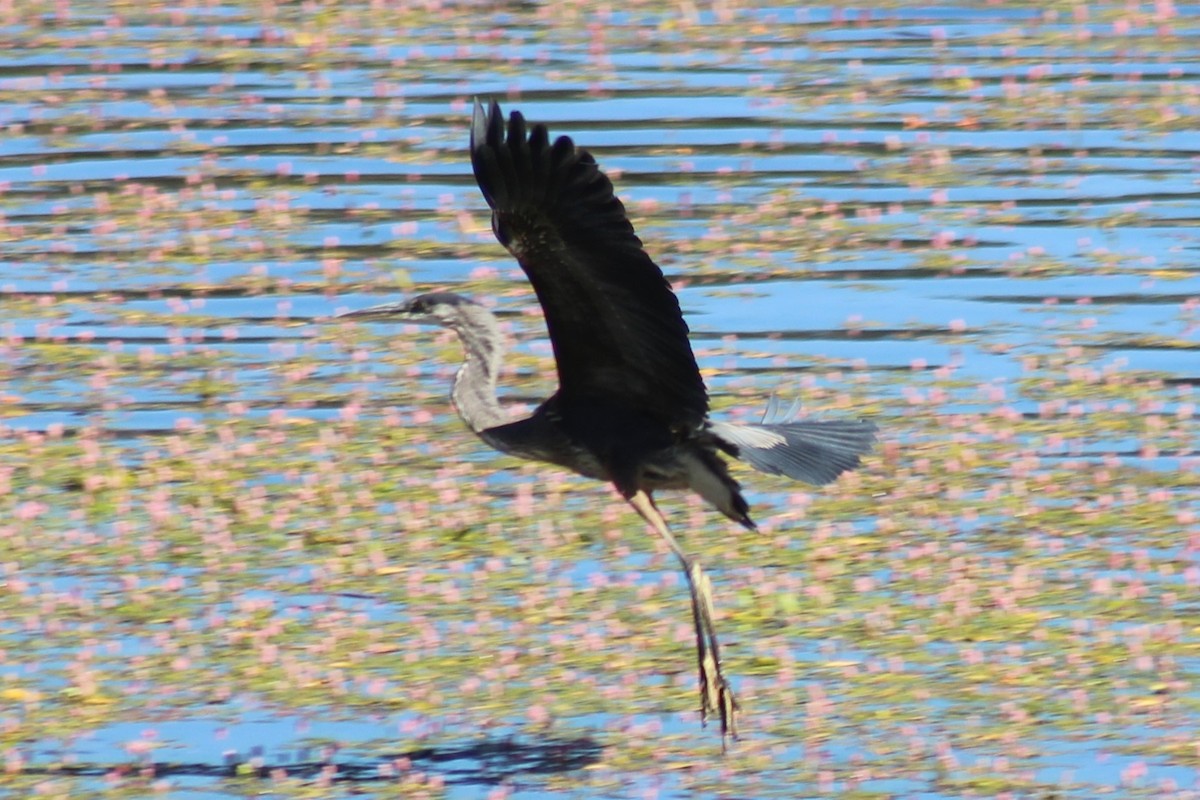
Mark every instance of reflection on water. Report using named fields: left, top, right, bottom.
left=1, top=3, right=1198, bottom=799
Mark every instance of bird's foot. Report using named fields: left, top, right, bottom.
left=698, top=649, right=739, bottom=749
left=690, top=561, right=739, bottom=749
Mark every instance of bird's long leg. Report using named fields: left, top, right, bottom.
left=628, top=490, right=738, bottom=746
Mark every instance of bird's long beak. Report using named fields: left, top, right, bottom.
left=335, top=301, right=413, bottom=320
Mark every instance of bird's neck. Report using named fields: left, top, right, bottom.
left=450, top=321, right=510, bottom=433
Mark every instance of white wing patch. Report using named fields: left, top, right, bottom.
left=709, top=421, right=787, bottom=450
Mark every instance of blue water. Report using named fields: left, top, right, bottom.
left=3, top=2, right=1199, bottom=798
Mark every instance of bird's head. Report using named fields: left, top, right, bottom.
left=337, top=292, right=483, bottom=328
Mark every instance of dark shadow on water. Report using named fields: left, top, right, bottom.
left=22, top=734, right=604, bottom=789
left=387, top=735, right=604, bottom=781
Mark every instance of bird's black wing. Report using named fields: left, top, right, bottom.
left=470, top=99, right=708, bottom=428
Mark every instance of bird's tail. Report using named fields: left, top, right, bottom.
left=709, top=398, right=877, bottom=486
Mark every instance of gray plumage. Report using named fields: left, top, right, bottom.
left=709, top=397, right=876, bottom=485
left=343, top=292, right=875, bottom=504
left=338, top=100, right=877, bottom=746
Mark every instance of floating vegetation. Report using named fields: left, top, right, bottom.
left=1, top=1, right=1198, bottom=798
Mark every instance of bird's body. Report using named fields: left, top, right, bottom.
left=340, top=101, right=876, bottom=746
left=493, top=391, right=746, bottom=521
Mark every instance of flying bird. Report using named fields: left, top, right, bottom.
left=340, top=100, right=876, bottom=745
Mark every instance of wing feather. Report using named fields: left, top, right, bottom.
left=470, top=99, right=708, bottom=426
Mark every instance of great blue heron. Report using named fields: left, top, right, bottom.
left=340, top=100, right=876, bottom=745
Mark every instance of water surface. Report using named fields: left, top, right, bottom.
left=2, top=3, right=1199, bottom=799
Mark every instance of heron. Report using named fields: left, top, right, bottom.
left=339, top=100, right=876, bottom=745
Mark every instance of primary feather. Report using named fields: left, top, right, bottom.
left=470, top=99, right=709, bottom=429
